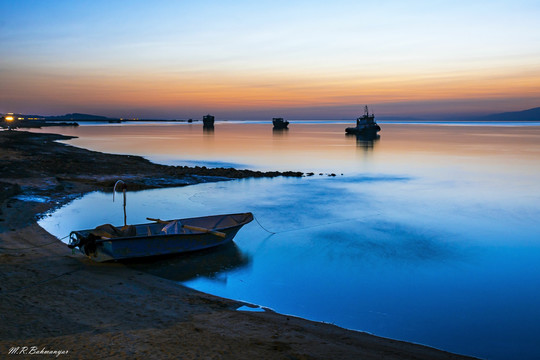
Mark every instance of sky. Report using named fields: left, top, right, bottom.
left=1, top=0, right=539, bottom=119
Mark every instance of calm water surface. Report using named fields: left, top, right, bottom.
left=37, top=122, right=540, bottom=360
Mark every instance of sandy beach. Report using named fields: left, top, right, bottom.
left=0, top=130, right=478, bottom=360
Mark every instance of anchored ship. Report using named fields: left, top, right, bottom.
left=203, top=114, right=215, bottom=127
left=272, top=117, right=289, bottom=129
left=345, top=106, right=381, bottom=135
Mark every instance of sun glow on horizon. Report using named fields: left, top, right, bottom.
left=1, top=0, right=540, bottom=118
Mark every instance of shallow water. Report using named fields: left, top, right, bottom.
left=38, top=121, right=540, bottom=360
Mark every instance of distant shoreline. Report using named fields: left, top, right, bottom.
left=2, top=105, right=539, bottom=124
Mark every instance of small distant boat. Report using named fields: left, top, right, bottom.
left=272, top=117, right=289, bottom=129
left=345, top=105, right=381, bottom=135
left=203, top=114, right=215, bottom=127
left=68, top=212, right=254, bottom=262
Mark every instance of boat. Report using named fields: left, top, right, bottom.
left=345, top=105, right=381, bottom=135
left=272, top=117, right=289, bottom=129
left=203, top=114, right=215, bottom=127
left=68, top=212, right=254, bottom=262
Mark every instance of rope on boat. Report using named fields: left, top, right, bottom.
left=0, top=268, right=82, bottom=295
left=0, top=234, right=70, bottom=251
left=252, top=215, right=276, bottom=234
left=0, top=234, right=82, bottom=295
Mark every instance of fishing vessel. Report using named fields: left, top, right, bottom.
left=203, top=114, right=215, bottom=127
left=272, top=117, right=289, bottom=129
left=345, top=105, right=381, bottom=135
left=68, top=212, right=254, bottom=262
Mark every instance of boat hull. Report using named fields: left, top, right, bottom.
left=202, top=114, right=215, bottom=127
left=69, top=212, right=253, bottom=262
left=272, top=119, right=289, bottom=129
left=345, top=124, right=381, bottom=135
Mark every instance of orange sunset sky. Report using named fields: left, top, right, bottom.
left=1, top=0, right=539, bottom=119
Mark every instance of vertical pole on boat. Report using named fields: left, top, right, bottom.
left=113, top=180, right=127, bottom=227
left=122, top=187, right=126, bottom=227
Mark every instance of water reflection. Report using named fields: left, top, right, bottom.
left=203, top=125, right=215, bottom=135
left=272, top=128, right=289, bottom=136
left=35, top=123, right=540, bottom=360
left=28, top=122, right=540, bottom=176
left=346, top=133, right=380, bottom=150
left=126, top=242, right=250, bottom=282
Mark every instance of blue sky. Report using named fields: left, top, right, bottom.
left=1, top=0, right=539, bottom=119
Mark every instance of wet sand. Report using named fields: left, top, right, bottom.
left=0, top=130, right=478, bottom=359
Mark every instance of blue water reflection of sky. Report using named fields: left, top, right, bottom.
left=38, top=123, right=540, bottom=360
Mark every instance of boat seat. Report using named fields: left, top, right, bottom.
left=90, top=224, right=136, bottom=239
left=161, top=220, right=182, bottom=235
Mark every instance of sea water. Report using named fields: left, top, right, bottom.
left=37, top=121, right=540, bottom=360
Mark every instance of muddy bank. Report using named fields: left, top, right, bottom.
left=0, top=130, right=302, bottom=193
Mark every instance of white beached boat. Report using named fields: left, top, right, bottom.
left=68, top=212, right=253, bottom=262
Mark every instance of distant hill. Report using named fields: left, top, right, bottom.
left=382, top=107, right=540, bottom=122
left=377, top=116, right=425, bottom=121
left=45, top=113, right=119, bottom=121
left=474, top=107, right=540, bottom=121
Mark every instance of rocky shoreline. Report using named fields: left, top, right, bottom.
left=0, top=130, right=477, bottom=359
